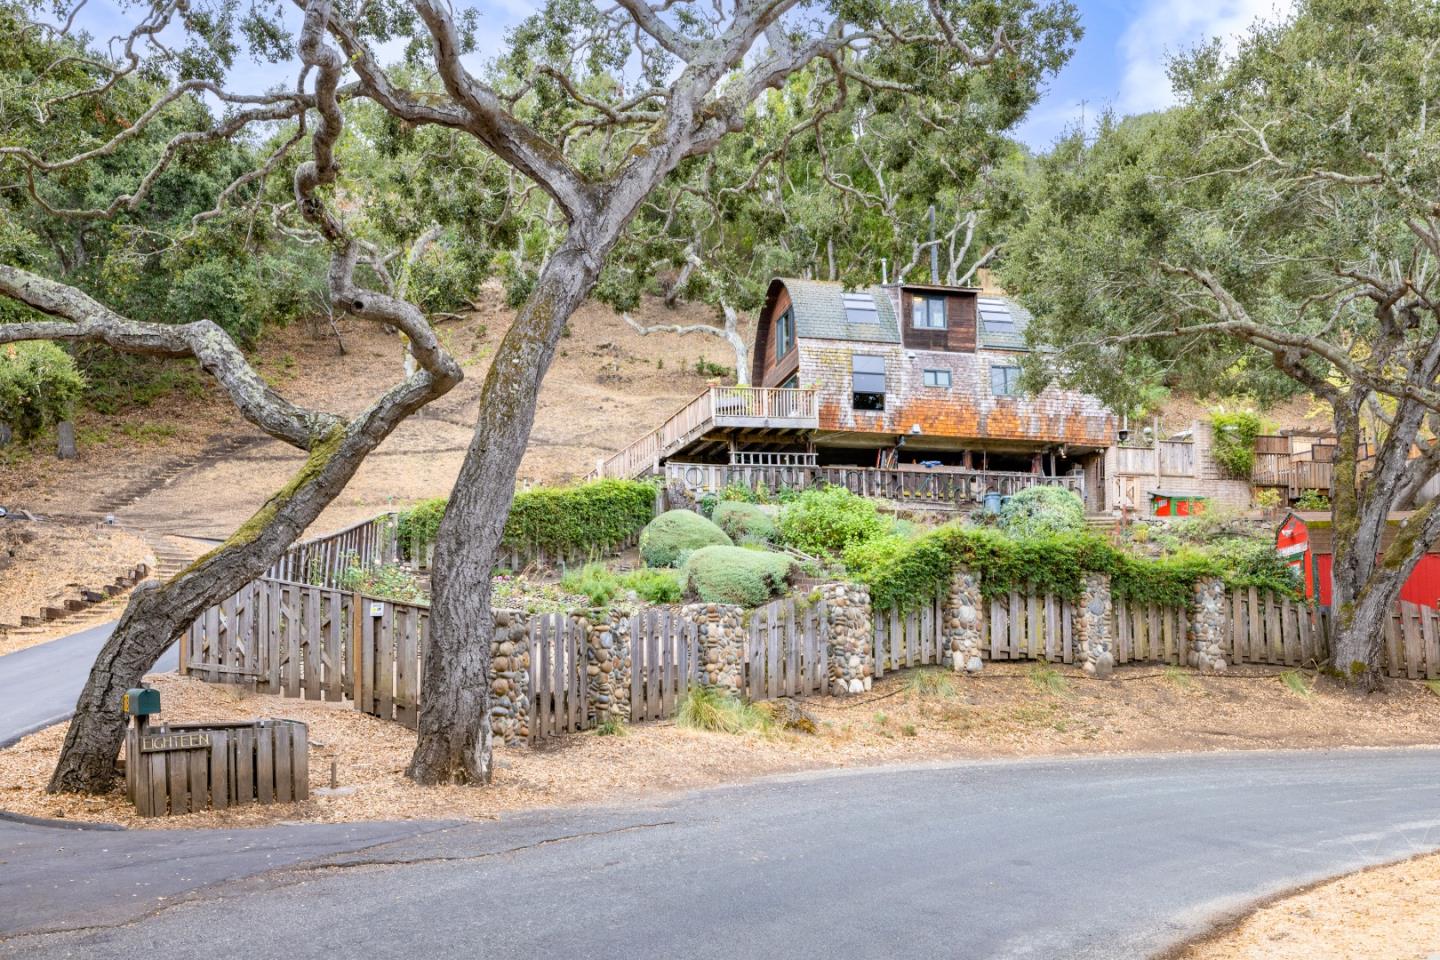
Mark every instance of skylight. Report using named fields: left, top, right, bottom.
left=842, top=292, right=879, bottom=324
left=979, top=304, right=1015, bottom=332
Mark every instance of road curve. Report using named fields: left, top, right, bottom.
left=2, top=748, right=1438, bottom=959
left=0, top=621, right=176, bottom=748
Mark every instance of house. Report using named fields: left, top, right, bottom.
left=594, top=277, right=1118, bottom=512
left=1277, top=510, right=1440, bottom=609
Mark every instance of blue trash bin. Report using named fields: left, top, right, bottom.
left=982, top=491, right=1003, bottom=514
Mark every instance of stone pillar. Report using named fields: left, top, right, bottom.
left=588, top=614, right=631, bottom=722
left=684, top=602, right=746, bottom=695
left=1188, top=577, right=1228, bottom=673
left=822, top=581, right=873, bottom=695
left=943, top=567, right=984, bottom=673
left=1076, top=573, right=1115, bottom=678
left=489, top=609, right=532, bottom=744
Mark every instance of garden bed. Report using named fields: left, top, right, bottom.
left=4, top=662, right=1439, bottom=829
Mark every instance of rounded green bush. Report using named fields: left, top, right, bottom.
left=712, top=501, right=777, bottom=544
left=776, top=486, right=884, bottom=556
left=997, top=486, right=1086, bottom=539
left=640, top=510, right=732, bottom=567
left=0, top=341, right=86, bottom=442
left=682, top=546, right=795, bottom=606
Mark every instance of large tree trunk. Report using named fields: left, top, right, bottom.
left=409, top=233, right=606, bottom=784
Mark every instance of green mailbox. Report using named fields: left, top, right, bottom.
left=122, top=687, right=160, bottom=718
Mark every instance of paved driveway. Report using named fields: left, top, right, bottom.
left=0, top=622, right=176, bottom=748
left=2, top=749, right=1437, bottom=959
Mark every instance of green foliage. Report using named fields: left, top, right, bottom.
left=1254, top=488, right=1283, bottom=511
left=711, top=501, right=777, bottom=545
left=675, top=685, right=773, bottom=735
left=905, top=668, right=956, bottom=699
left=397, top=480, right=657, bottom=561
left=693, top=358, right=731, bottom=378
left=682, top=545, right=794, bottom=606
left=640, top=509, right=731, bottom=567
left=340, top=561, right=427, bottom=604
left=1028, top=663, right=1069, bottom=695
left=997, top=486, right=1086, bottom=539
left=595, top=714, right=628, bottom=737
left=1279, top=669, right=1313, bottom=698
left=559, top=563, right=683, bottom=606
left=0, top=342, right=86, bottom=440
left=1296, top=489, right=1331, bottom=511
left=776, top=486, right=885, bottom=557
left=1210, top=411, right=1262, bottom=478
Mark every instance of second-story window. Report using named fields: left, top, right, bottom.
left=776, top=307, right=796, bottom=357
left=912, top=294, right=947, bottom=329
left=922, top=369, right=952, bottom=388
left=991, top=364, right=1022, bottom=396
left=852, top=354, right=886, bottom=411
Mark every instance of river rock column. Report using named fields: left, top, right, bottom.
left=683, top=602, right=746, bottom=695
left=489, top=609, right=532, bottom=744
left=944, top=567, right=985, bottom=673
left=587, top=614, right=630, bottom=722
left=1188, top=577, right=1228, bottom=673
left=823, top=582, right=873, bottom=695
left=1076, top=573, right=1115, bottom=678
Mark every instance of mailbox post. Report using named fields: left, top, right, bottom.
left=122, top=686, right=160, bottom=735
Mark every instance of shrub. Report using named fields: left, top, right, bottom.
left=165, top=259, right=261, bottom=346
left=997, top=486, right=1086, bottom=539
left=640, top=509, right=731, bottom=567
left=682, top=545, right=794, bottom=606
left=776, top=486, right=885, bottom=556
left=1210, top=410, right=1263, bottom=478
left=560, top=564, right=685, bottom=606
left=621, top=567, right=683, bottom=603
left=0, top=341, right=86, bottom=441
left=1295, top=489, right=1331, bottom=511
left=396, top=479, right=657, bottom=560
left=560, top=563, right=624, bottom=606
left=340, top=561, right=427, bottom=603
left=676, top=684, right=774, bottom=735
left=712, top=501, right=777, bottom=544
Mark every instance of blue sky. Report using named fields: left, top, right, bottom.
left=74, top=0, right=1294, bottom=153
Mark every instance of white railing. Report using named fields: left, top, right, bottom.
left=667, top=462, right=1083, bottom=506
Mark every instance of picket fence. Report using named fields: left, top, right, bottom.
left=873, top=594, right=946, bottom=677
left=742, top=597, right=830, bottom=700
left=1113, top=599, right=1188, bottom=665
left=125, top=719, right=308, bottom=818
left=628, top=608, right=697, bottom=723
left=267, top=514, right=400, bottom=588
left=986, top=589, right=1077, bottom=664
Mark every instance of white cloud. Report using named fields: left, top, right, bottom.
left=1117, top=0, right=1296, bottom=114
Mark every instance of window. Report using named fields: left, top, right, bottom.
left=922, top=369, right=951, bottom=388
left=911, top=294, right=947, bottom=329
left=776, top=307, right=795, bottom=357
left=991, top=365, right=1022, bottom=396
left=778, top=373, right=799, bottom=389
left=979, top=302, right=1016, bottom=333
left=852, top=354, right=886, bottom=410
left=842, top=292, right=879, bottom=324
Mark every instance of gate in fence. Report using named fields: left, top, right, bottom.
left=986, top=588, right=1076, bottom=664
left=530, top=613, right=591, bottom=739
left=873, top=594, right=945, bottom=678
left=1113, top=599, right=1186, bottom=665
left=628, top=608, right=698, bottom=722
left=743, top=597, right=829, bottom=699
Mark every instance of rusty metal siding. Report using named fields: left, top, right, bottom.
left=795, top=337, right=1113, bottom=445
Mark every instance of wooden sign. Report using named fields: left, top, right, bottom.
left=141, top=731, right=212, bottom=752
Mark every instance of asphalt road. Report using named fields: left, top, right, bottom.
left=3, top=748, right=1438, bottom=959
left=0, top=621, right=176, bottom=748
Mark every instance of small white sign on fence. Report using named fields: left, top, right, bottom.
left=369, top=601, right=385, bottom=618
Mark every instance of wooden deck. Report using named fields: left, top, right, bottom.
left=592, top=386, right=818, bottom=479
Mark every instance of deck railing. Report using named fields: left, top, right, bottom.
left=592, top=386, right=818, bottom=479
left=667, top=461, right=1083, bottom=507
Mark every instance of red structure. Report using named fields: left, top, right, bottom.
left=1276, top=510, right=1440, bottom=609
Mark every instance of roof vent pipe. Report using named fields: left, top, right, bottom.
left=881, top=258, right=888, bottom=285
left=929, top=205, right=939, bottom=284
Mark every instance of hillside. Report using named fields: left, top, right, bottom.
left=0, top=287, right=746, bottom=538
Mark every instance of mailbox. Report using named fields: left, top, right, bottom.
left=122, top=687, right=160, bottom=718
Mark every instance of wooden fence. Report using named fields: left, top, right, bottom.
left=873, top=594, right=946, bottom=677
left=354, top=596, right=428, bottom=729
left=181, top=578, right=352, bottom=701
left=125, top=719, right=308, bottom=817
left=267, top=514, right=400, bottom=587
left=531, top=614, right=591, bottom=738
left=985, top=588, right=1077, bottom=663
left=743, top=597, right=829, bottom=699
left=628, top=609, right=698, bottom=722
left=1113, top=599, right=1187, bottom=665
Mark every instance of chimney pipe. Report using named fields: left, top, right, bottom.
left=881, top=258, right=888, bottom=285
left=929, top=205, right=939, bottom=284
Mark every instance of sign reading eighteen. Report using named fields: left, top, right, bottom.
left=140, top=732, right=213, bottom=753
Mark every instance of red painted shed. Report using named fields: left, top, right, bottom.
left=1275, top=510, right=1440, bottom=609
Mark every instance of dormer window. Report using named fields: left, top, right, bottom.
left=912, top=294, right=947, bottom=329
left=842, top=292, right=879, bottom=324
left=776, top=306, right=795, bottom=357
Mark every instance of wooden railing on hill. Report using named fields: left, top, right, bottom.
left=591, top=386, right=819, bottom=480
left=668, top=461, right=1083, bottom=508
left=266, top=514, right=399, bottom=588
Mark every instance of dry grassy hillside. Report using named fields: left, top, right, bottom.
left=0, top=286, right=746, bottom=537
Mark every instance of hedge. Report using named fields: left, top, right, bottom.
left=683, top=546, right=795, bottom=606
left=640, top=510, right=732, bottom=567
left=843, top=523, right=1298, bottom=613
left=395, top=479, right=657, bottom=558
left=711, top=501, right=777, bottom=544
